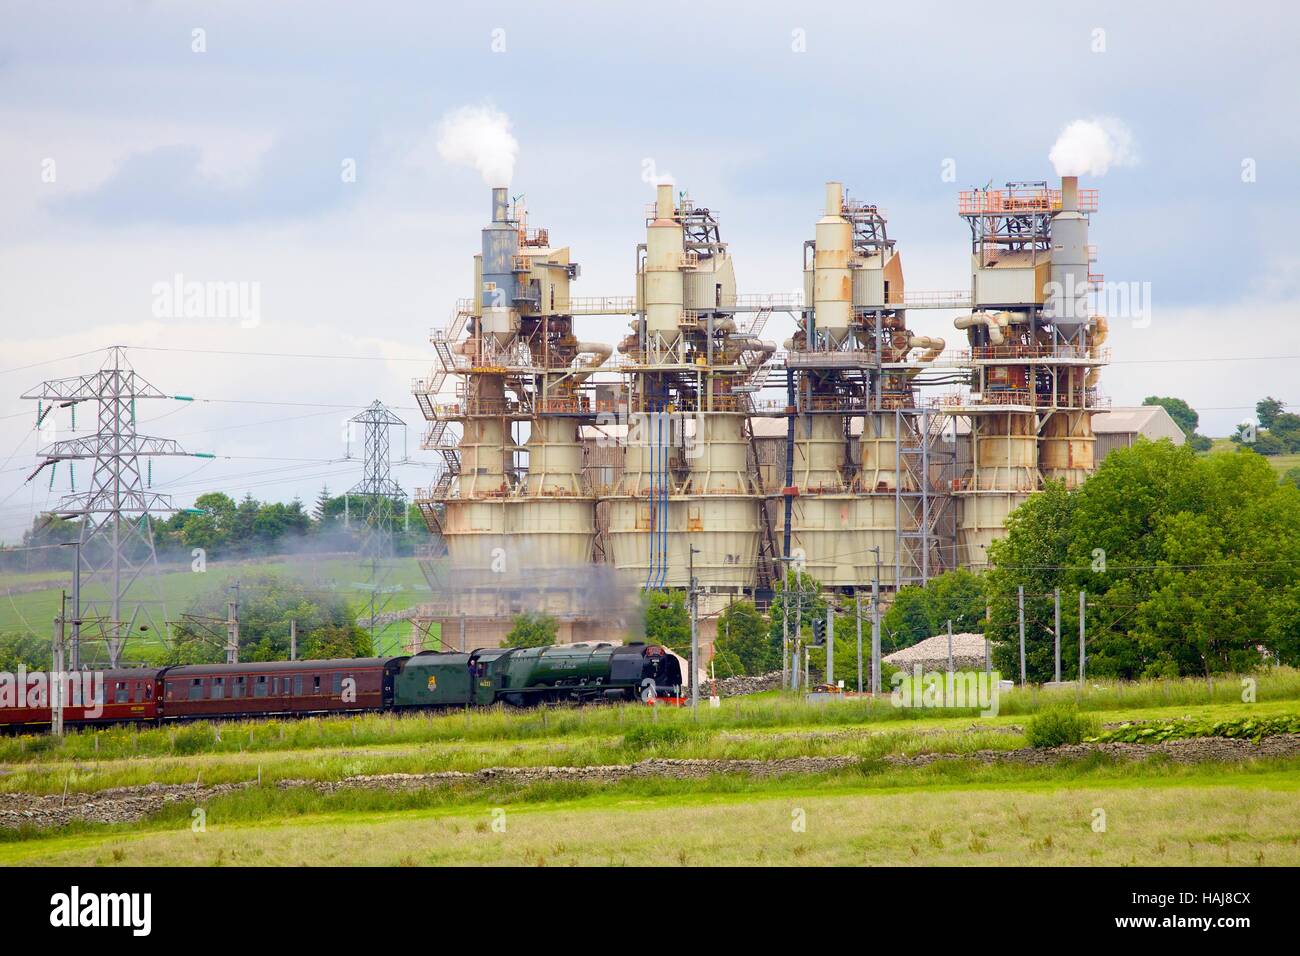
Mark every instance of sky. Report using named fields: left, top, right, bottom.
left=1, top=0, right=1297, bottom=542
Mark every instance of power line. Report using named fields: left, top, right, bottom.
left=129, top=344, right=432, bottom=365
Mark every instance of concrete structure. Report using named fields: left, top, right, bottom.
left=945, top=177, right=1108, bottom=568
left=783, top=184, right=955, bottom=591
left=605, top=184, right=776, bottom=620
left=411, top=174, right=1113, bottom=652
left=412, top=188, right=633, bottom=650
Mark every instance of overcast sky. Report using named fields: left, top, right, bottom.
left=1, top=0, right=1297, bottom=542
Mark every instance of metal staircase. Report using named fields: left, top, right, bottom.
left=413, top=305, right=472, bottom=420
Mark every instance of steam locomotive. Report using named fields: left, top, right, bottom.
left=0, top=642, right=685, bottom=733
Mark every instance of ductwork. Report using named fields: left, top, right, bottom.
left=908, top=335, right=946, bottom=363
left=954, top=311, right=1019, bottom=346
left=1086, top=316, right=1108, bottom=387
left=574, top=341, right=612, bottom=379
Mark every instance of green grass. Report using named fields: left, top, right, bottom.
left=7, top=666, right=1297, bottom=766
left=5, top=757, right=1300, bottom=866
left=4, top=670, right=1299, bottom=865
left=0, top=553, right=434, bottom=658
left=4, top=669, right=1298, bottom=797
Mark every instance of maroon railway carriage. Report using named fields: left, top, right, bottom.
left=0, top=667, right=164, bottom=732
left=160, top=657, right=399, bottom=720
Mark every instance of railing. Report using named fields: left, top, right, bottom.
left=962, top=344, right=1112, bottom=362
left=680, top=251, right=699, bottom=269
left=535, top=398, right=593, bottom=414
left=928, top=389, right=1113, bottom=411
left=958, top=188, right=1099, bottom=215
left=894, top=289, right=970, bottom=308
left=929, top=390, right=1033, bottom=408
left=551, top=296, right=638, bottom=315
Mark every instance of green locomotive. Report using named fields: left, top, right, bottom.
left=392, top=642, right=684, bottom=709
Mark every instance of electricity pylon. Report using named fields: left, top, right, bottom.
left=23, top=346, right=201, bottom=666
left=347, top=400, right=407, bottom=656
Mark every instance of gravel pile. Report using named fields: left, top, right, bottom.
left=884, top=632, right=989, bottom=672
left=703, top=671, right=783, bottom=697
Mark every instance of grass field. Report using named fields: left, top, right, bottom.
left=6, top=762, right=1299, bottom=867
left=1206, top=437, right=1300, bottom=476
left=0, top=553, right=434, bottom=656
left=3, top=670, right=1299, bottom=866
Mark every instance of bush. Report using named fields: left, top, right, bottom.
left=1092, top=714, right=1300, bottom=744
left=1024, top=705, right=1100, bottom=748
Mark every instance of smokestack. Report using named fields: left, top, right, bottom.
left=491, top=186, right=509, bottom=223
left=1061, top=175, right=1078, bottom=213
left=825, top=181, right=844, bottom=217
left=655, top=183, right=674, bottom=219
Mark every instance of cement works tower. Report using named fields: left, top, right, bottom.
left=412, top=176, right=1106, bottom=650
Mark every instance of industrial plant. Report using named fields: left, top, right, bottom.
left=411, top=176, right=1108, bottom=652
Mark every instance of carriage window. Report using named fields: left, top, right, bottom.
left=272, top=677, right=280, bottom=695
left=313, top=675, right=321, bottom=694
left=294, top=675, right=303, bottom=696
left=188, top=678, right=203, bottom=701
left=332, top=673, right=343, bottom=695
left=114, top=681, right=128, bottom=704
left=254, top=675, right=268, bottom=698
left=211, top=677, right=224, bottom=700
left=232, top=676, right=244, bottom=699
left=144, top=684, right=153, bottom=701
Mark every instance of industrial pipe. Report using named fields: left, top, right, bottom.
left=1086, top=316, right=1108, bottom=386
left=954, top=311, right=1011, bottom=346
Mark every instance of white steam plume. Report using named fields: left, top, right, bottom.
left=1049, top=118, right=1138, bottom=177
left=436, top=105, right=519, bottom=185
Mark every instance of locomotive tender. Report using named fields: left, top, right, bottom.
left=0, top=642, right=684, bottom=733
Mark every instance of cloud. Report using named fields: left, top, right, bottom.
left=49, top=131, right=365, bottom=226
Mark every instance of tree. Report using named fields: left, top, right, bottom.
left=1250, top=431, right=1286, bottom=456
left=0, top=633, right=48, bottom=671
left=302, top=623, right=373, bottom=659
left=882, top=568, right=987, bottom=652
left=1257, top=397, right=1285, bottom=431
left=312, top=485, right=333, bottom=522
left=881, top=586, right=933, bottom=653
left=165, top=571, right=371, bottom=664
left=1142, top=395, right=1199, bottom=437
left=985, top=439, right=1300, bottom=679
left=767, top=570, right=827, bottom=648
left=1270, top=413, right=1300, bottom=453
left=504, top=612, right=557, bottom=648
left=713, top=600, right=775, bottom=675
left=643, top=590, right=690, bottom=656
left=985, top=481, right=1076, bottom=681
left=1283, top=466, right=1300, bottom=490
